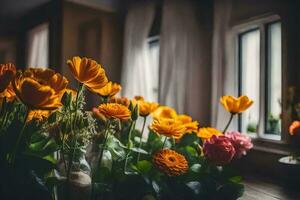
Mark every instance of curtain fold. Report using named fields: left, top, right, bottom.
left=211, top=0, right=238, bottom=130
left=159, top=0, right=212, bottom=124
left=121, top=1, right=156, bottom=101
left=27, top=23, right=49, bottom=68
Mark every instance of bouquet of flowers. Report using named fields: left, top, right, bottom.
left=0, top=57, right=253, bottom=200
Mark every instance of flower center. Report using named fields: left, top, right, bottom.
left=168, top=156, right=176, bottom=162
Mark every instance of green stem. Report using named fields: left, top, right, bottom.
left=91, top=121, right=110, bottom=200
left=162, top=137, right=168, bottom=149
left=9, top=107, right=30, bottom=165
left=222, top=114, right=234, bottom=133
left=137, top=117, right=147, bottom=162
left=97, top=121, right=111, bottom=170
left=124, top=120, right=136, bottom=173
left=66, top=83, right=82, bottom=200
left=0, top=97, right=7, bottom=129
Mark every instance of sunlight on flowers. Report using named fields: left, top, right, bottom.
left=197, top=127, right=223, bottom=140
left=13, top=68, right=68, bottom=110
left=220, top=95, right=253, bottom=114
left=151, top=106, right=177, bottom=120
left=98, top=81, right=121, bottom=97
left=27, top=110, right=52, bottom=122
left=108, top=96, right=130, bottom=107
left=97, top=103, right=131, bottom=121
left=176, top=114, right=198, bottom=133
left=132, top=96, right=159, bottom=117
left=150, top=118, right=186, bottom=139
left=67, top=56, right=108, bottom=94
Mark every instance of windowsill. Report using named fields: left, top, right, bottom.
left=251, top=137, right=290, bottom=156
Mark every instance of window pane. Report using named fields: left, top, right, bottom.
left=27, top=23, right=49, bottom=68
left=239, top=29, right=260, bottom=136
left=147, top=38, right=160, bottom=102
left=265, top=22, right=282, bottom=136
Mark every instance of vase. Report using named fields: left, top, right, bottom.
left=86, top=143, right=113, bottom=200
left=57, top=152, right=92, bottom=200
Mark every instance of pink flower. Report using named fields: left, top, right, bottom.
left=225, top=131, right=253, bottom=158
left=203, top=135, right=236, bottom=166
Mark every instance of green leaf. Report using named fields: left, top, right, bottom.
left=190, top=164, right=202, bottom=173
left=106, top=135, right=126, bottom=160
left=229, top=176, right=242, bottom=183
left=185, top=146, right=198, bottom=157
left=176, top=133, right=199, bottom=147
left=136, top=160, right=152, bottom=175
left=42, top=154, right=57, bottom=165
left=130, top=147, right=148, bottom=155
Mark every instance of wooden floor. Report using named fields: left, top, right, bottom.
left=240, top=176, right=300, bottom=200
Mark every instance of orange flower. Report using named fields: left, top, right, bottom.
left=0, top=84, right=16, bottom=101
left=150, top=118, right=186, bottom=139
left=108, top=96, right=130, bottom=107
left=220, top=95, right=253, bottom=114
left=151, top=106, right=177, bottom=120
left=27, top=110, right=52, bottom=122
left=134, top=96, right=144, bottom=101
left=98, top=81, right=121, bottom=97
left=132, top=96, right=159, bottom=117
left=289, top=121, right=300, bottom=136
left=153, top=149, right=188, bottom=177
left=197, top=127, right=223, bottom=140
left=67, top=56, right=108, bottom=94
left=97, top=103, right=131, bottom=121
left=0, top=63, right=16, bottom=93
left=176, top=114, right=199, bottom=133
left=13, top=68, right=68, bottom=110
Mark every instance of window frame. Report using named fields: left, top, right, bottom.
left=232, top=14, right=289, bottom=148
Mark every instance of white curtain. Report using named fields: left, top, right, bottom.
left=121, top=1, right=156, bottom=101
left=27, top=23, right=49, bottom=68
left=159, top=0, right=212, bottom=124
left=211, top=0, right=238, bottom=130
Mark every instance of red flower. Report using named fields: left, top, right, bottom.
left=225, top=131, right=253, bottom=158
left=203, top=135, right=235, bottom=166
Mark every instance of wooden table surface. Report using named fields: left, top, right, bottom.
left=240, top=176, right=300, bottom=200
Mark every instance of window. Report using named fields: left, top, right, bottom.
left=238, top=16, right=282, bottom=140
left=239, top=29, right=261, bottom=138
left=26, top=23, right=49, bottom=68
left=147, top=36, right=160, bottom=101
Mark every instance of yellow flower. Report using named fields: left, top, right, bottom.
left=98, top=81, right=121, bottom=97
left=153, top=149, right=188, bottom=177
left=13, top=68, right=68, bottom=110
left=134, top=96, right=144, bottom=101
left=27, top=110, right=52, bottom=122
left=132, top=96, right=159, bottom=117
left=176, top=114, right=199, bottom=133
left=0, top=63, right=16, bottom=93
left=108, top=96, right=130, bottom=107
left=67, top=56, right=108, bottom=94
left=150, top=118, right=186, bottom=139
left=151, top=106, right=177, bottom=120
left=220, top=95, right=253, bottom=114
left=197, top=127, right=223, bottom=140
left=97, top=103, right=131, bottom=121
